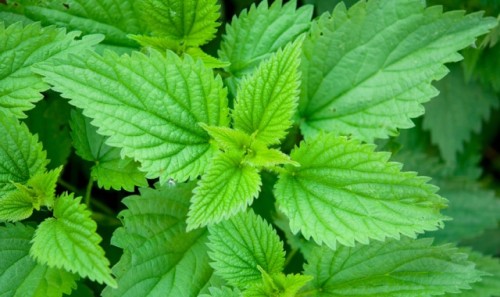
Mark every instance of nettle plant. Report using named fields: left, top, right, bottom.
left=1, top=0, right=500, bottom=296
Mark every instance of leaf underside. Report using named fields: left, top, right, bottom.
left=299, top=0, right=497, bottom=142
left=274, top=133, right=447, bottom=249
left=34, top=50, right=229, bottom=183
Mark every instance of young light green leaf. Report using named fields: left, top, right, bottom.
left=233, top=38, right=302, bottom=146
left=219, top=0, right=312, bottom=80
left=274, top=133, right=447, bottom=249
left=299, top=0, right=498, bottom=142
left=208, top=210, right=285, bottom=288
left=244, top=269, right=313, bottom=297
left=187, top=152, right=261, bottom=230
left=20, top=0, right=142, bottom=47
left=25, top=166, right=63, bottom=209
left=304, top=237, right=482, bottom=296
left=0, top=22, right=102, bottom=119
left=102, top=182, right=213, bottom=297
left=185, top=47, right=231, bottom=69
left=0, top=113, right=48, bottom=197
left=423, top=65, right=498, bottom=164
left=0, top=223, right=77, bottom=297
left=30, top=193, right=116, bottom=288
left=137, top=0, right=220, bottom=47
left=70, top=109, right=147, bottom=191
left=443, top=250, right=500, bottom=297
left=201, top=124, right=253, bottom=153
left=34, top=50, right=229, bottom=183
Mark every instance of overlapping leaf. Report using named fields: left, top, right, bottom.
left=0, top=113, right=47, bottom=197
left=207, top=210, right=285, bottom=288
left=423, top=65, right=498, bottom=164
left=0, top=223, right=77, bottom=297
left=200, top=287, right=241, bottom=297
left=432, top=179, right=500, bottom=243
left=17, top=0, right=143, bottom=47
left=137, top=0, right=220, bottom=47
left=299, top=0, right=498, bottom=142
left=219, top=0, right=312, bottom=83
left=187, top=152, right=261, bottom=230
left=232, top=38, right=302, bottom=145
left=244, top=270, right=312, bottom=297
left=304, top=237, right=483, bottom=296
left=274, top=133, right=447, bottom=249
left=70, top=109, right=147, bottom=191
left=102, top=182, right=213, bottom=297
left=443, top=250, right=500, bottom=297
left=0, top=22, right=102, bottom=119
left=34, top=50, right=229, bottom=183
left=30, top=193, right=116, bottom=287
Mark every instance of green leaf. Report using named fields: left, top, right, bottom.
left=208, top=210, right=285, bottom=288
left=443, top=250, right=500, bottom=297
left=70, top=109, right=147, bottom=191
left=187, top=152, right=262, bottom=230
left=24, top=166, right=63, bottom=209
left=299, top=0, right=498, bottom=142
left=274, top=133, right=447, bottom=249
left=422, top=65, right=499, bottom=164
left=430, top=179, right=500, bottom=243
left=0, top=223, right=77, bottom=297
left=232, top=38, right=302, bottom=146
left=24, top=93, right=72, bottom=169
left=137, top=0, right=221, bottom=47
left=201, top=124, right=298, bottom=168
left=19, top=0, right=143, bottom=47
left=185, top=47, right=231, bottom=69
left=102, top=182, right=213, bottom=297
left=0, top=22, right=102, bottom=119
left=200, top=287, right=241, bottom=297
left=244, top=269, right=313, bottom=297
left=201, top=124, right=254, bottom=153
left=0, top=190, right=34, bottom=222
left=30, top=193, right=116, bottom=287
left=304, top=237, right=483, bottom=296
left=219, top=0, right=312, bottom=80
left=0, top=113, right=47, bottom=197
left=34, top=50, right=229, bottom=183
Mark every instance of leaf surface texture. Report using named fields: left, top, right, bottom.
left=35, top=50, right=229, bottom=183
left=299, top=0, right=497, bottom=142
left=274, top=134, right=447, bottom=249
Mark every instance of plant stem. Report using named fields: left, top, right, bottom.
left=85, top=178, right=94, bottom=207
left=284, top=248, right=298, bottom=267
left=57, top=178, right=78, bottom=193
